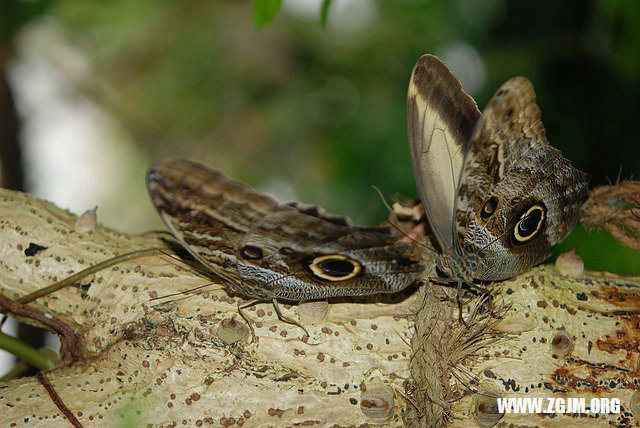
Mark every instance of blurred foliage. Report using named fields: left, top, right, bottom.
left=252, top=0, right=284, bottom=29
left=320, top=0, right=333, bottom=29
left=3, top=0, right=640, bottom=272
left=0, top=0, right=53, bottom=46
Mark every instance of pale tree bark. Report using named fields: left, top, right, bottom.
left=0, top=188, right=639, bottom=427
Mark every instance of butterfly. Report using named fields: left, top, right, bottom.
left=407, top=54, right=589, bottom=285
left=147, top=159, right=425, bottom=336
left=146, top=54, right=589, bottom=336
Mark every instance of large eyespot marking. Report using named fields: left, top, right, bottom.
left=480, top=196, right=499, bottom=220
left=308, top=254, right=362, bottom=282
left=240, top=245, right=263, bottom=260
left=513, top=204, right=546, bottom=243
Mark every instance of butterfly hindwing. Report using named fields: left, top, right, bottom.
left=454, top=77, right=589, bottom=280
left=237, top=210, right=422, bottom=301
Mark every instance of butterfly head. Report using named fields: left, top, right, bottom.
left=435, top=251, right=480, bottom=284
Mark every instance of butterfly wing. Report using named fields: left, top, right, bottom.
left=147, top=159, right=423, bottom=301
left=237, top=210, right=423, bottom=301
left=407, top=54, right=481, bottom=253
left=455, top=77, right=589, bottom=280
left=147, top=158, right=283, bottom=297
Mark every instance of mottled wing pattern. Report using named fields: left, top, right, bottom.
left=147, top=158, right=282, bottom=296
left=148, top=159, right=423, bottom=301
left=455, top=78, right=589, bottom=280
left=407, top=54, right=481, bottom=253
left=238, top=210, right=423, bottom=301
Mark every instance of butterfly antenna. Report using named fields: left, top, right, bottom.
left=371, top=185, right=438, bottom=256
left=371, top=185, right=395, bottom=214
left=149, top=282, right=219, bottom=301
left=385, top=219, right=439, bottom=256
left=476, top=230, right=508, bottom=255
left=453, top=229, right=464, bottom=256
left=615, top=164, right=623, bottom=185
left=149, top=250, right=223, bottom=301
left=158, top=249, right=215, bottom=278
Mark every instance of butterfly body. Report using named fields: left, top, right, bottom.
left=408, top=55, right=589, bottom=282
left=436, top=250, right=479, bottom=284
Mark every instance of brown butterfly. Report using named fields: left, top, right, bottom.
left=147, top=159, right=424, bottom=336
left=407, top=54, right=589, bottom=285
left=147, top=54, right=589, bottom=335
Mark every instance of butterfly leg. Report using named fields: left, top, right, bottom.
left=237, top=299, right=259, bottom=343
left=456, top=281, right=469, bottom=327
left=466, top=282, right=488, bottom=295
left=271, top=299, right=310, bottom=340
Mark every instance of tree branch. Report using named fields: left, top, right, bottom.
left=0, top=189, right=638, bottom=427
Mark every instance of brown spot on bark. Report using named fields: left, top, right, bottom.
left=267, top=408, right=284, bottom=418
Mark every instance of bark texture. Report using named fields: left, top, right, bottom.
left=0, top=188, right=639, bottom=427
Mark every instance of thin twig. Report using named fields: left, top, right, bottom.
left=37, top=371, right=84, bottom=428
left=16, top=248, right=166, bottom=304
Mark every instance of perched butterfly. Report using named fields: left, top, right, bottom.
left=407, top=54, right=589, bottom=284
left=146, top=54, right=588, bottom=335
left=147, top=159, right=424, bottom=336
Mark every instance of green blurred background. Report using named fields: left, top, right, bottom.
left=1, top=0, right=639, bottom=273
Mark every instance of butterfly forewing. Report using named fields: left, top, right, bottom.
left=147, top=159, right=282, bottom=295
left=407, top=54, right=481, bottom=253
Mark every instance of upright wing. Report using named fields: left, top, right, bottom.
left=454, top=77, right=589, bottom=280
left=458, top=76, right=551, bottom=201
left=407, top=54, right=481, bottom=253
